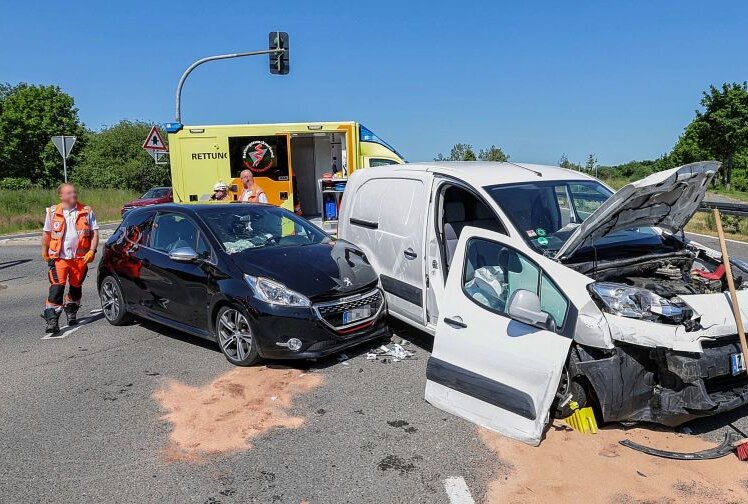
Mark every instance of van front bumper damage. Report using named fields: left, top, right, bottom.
left=575, top=336, right=748, bottom=426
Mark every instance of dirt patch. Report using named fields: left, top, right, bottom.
left=480, top=421, right=748, bottom=504
left=154, top=367, right=323, bottom=461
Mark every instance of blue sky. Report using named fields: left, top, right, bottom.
left=1, top=1, right=746, bottom=165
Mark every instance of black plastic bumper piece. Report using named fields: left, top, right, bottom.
left=576, top=336, right=748, bottom=426
left=620, top=432, right=739, bottom=460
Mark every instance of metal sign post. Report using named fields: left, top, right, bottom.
left=51, top=135, right=77, bottom=182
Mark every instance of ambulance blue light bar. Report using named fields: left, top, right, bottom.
left=164, top=122, right=183, bottom=133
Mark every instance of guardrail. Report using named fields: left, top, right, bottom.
left=699, top=201, right=748, bottom=217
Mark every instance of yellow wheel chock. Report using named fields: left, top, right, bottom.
left=564, top=401, right=598, bottom=434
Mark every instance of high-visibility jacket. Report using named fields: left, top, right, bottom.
left=240, top=183, right=266, bottom=203
left=47, top=202, right=94, bottom=259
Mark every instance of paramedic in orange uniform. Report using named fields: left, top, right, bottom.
left=41, top=182, right=99, bottom=333
left=239, top=169, right=268, bottom=203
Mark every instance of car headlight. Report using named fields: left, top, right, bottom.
left=244, top=275, right=310, bottom=307
left=589, top=282, right=693, bottom=325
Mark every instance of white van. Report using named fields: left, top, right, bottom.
left=338, top=161, right=748, bottom=445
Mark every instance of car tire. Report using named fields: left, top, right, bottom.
left=99, top=275, right=133, bottom=326
left=215, top=305, right=261, bottom=366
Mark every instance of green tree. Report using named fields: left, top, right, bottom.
left=558, top=153, right=582, bottom=170
left=0, top=84, right=86, bottom=186
left=691, top=82, right=748, bottom=189
left=669, top=122, right=708, bottom=166
left=463, top=147, right=477, bottom=161
left=73, top=120, right=170, bottom=191
left=449, top=143, right=475, bottom=161
left=585, top=154, right=597, bottom=173
left=478, top=145, right=509, bottom=162
left=436, top=143, right=503, bottom=161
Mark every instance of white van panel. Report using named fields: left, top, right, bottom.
left=343, top=175, right=430, bottom=324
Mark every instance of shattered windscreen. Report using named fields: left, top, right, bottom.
left=485, top=181, right=662, bottom=254
left=199, top=206, right=329, bottom=254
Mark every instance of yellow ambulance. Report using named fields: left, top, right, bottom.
left=165, top=121, right=404, bottom=219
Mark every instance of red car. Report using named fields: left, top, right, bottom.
left=121, top=187, right=172, bottom=217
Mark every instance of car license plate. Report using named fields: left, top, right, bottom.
left=731, top=352, right=746, bottom=375
left=343, top=306, right=372, bottom=324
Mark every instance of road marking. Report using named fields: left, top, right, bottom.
left=42, top=311, right=104, bottom=340
left=443, top=476, right=476, bottom=504
left=686, top=231, right=748, bottom=245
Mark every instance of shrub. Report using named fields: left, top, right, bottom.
left=0, top=177, right=36, bottom=190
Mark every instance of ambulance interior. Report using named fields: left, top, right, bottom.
left=290, top=132, right=347, bottom=218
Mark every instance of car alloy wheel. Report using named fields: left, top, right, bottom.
left=99, top=275, right=132, bottom=326
left=100, top=279, right=121, bottom=321
left=217, top=307, right=258, bottom=365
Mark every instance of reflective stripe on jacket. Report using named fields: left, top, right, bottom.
left=47, top=203, right=93, bottom=259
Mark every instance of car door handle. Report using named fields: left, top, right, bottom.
left=403, top=248, right=418, bottom=260
left=444, top=316, right=467, bottom=328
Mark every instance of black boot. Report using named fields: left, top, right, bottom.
left=64, top=303, right=79, bottom=326
left=43, top=307, right=60, bottom=334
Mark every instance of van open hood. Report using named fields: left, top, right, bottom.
left=556, top=161, right=720, bottom=261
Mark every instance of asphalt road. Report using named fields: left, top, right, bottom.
left=0, top=243, right=498, bottom=503
left=0, top=234, right=747, bottom=503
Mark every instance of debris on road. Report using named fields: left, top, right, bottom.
left=619, top=431, right=740, bottom=460
left=480, top=422, right=748, bottom=503
left=366, top=343, right=415, bottom=363
left=154, top=366, right=323, bottom=461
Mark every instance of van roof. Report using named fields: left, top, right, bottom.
left=367, top=161, right=598, bottom=187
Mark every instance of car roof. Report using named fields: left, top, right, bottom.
left=360, top=161, right=598, bottom=186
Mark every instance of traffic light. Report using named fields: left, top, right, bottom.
left=269, top=31, right=289, bottom=75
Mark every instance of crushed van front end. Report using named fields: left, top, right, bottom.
left=572, top=335, right=748, bottom=426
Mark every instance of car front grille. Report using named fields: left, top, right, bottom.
left=313, top=289, right=384, bottom=333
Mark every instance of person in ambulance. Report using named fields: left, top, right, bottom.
left=210, top=181, right=230, bottom=201
left=239, top=170, right=268, bottom=203
left=41, top=182, right=99, bottom=333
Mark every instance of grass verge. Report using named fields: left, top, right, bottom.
left=685, top=212, right=748, bottom=242
left=0, top=188, right=137, bottom=235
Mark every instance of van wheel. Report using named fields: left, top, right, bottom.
left=554, top=375, right=590, bottom=419
left=99, top=276, right=132, bottom=326
left=215, top=306, right=261, bottom=366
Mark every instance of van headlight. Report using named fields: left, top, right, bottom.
left=589, top=282, right=693, bottom=325
left=244, top=275, right=311, bottom=307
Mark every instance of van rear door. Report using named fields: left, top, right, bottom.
left=425, top=227, right=572, bottom=445
left=344, top=174, right=431, bottom=324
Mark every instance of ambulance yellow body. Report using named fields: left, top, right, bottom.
left=166, top=121, right=404, bottom=216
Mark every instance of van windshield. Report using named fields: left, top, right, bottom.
left=484, top=181, right=663, bottom=254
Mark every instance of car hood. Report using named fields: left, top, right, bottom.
left=230, top=240, right=378, bottom=300
left=556, top=161, right=720, bottom=261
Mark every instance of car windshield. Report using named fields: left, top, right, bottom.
left=199, top=205, right=330, bottom=254
left=142, top=188, right=169, bottom=199
left=485, top=180, right=663, bottom=254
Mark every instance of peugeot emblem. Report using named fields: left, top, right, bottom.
left=343, top=277, right=352, bottom=287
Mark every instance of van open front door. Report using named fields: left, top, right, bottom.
left=425, top=227, right=572, bottom=446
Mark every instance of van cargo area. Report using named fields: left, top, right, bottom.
left=290, top=132, right=346, bottom=218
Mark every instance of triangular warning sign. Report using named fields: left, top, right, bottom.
left=142, top=126, right=168, bottom=151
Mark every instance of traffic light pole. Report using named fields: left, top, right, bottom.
left=174, top=48, right=285, bottom=123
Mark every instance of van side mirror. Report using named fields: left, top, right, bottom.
left=168, top=246, right=199, bottom=262
left=506, top=289, right=554, bottom=330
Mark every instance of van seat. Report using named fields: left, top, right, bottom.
left=444, top=201, right=466, bottom=267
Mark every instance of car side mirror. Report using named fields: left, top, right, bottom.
left=506, top=289, right=554, bottom=331
left=168, top=246, right=199, bottom=262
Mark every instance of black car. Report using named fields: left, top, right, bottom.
left=98, top=203, right=387, bottom=365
